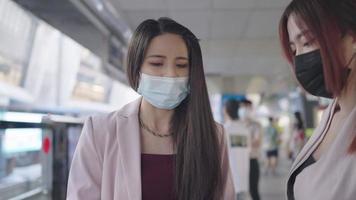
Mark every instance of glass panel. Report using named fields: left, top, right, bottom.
left=67, top=126, right=82, bottom=170
left=0, top=0, right=35, bottom=87
left=0, top=126, right=50, bottom=199
left=108, top=38, right=125, bottom=72
left=71, top=49, right=112, bottom=103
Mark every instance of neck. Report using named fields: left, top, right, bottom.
left=139, top=98, right=174, bottom=132
left=338, top=64, right=356, bottom=115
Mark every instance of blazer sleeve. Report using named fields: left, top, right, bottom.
left=217, top=124, right=236, bottom=200
left=67, top=116, right=103, bottom=200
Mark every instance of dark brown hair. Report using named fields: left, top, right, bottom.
left=279, top=0, right=356, bottom=153
left=224, top=99, right=239, bottom=120
left=126, top=17, right=224, bottom=199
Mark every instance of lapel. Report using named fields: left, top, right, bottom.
left=289, top=99, right=337, bottom=175
left=114, top=97, right=143, bottom=200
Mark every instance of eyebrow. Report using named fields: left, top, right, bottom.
left=146, top=55, right=188, bottom=60
left=146, top=55, right=165, bottom=58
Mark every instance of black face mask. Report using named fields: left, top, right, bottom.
left=294, top=50, right=333, bottom=98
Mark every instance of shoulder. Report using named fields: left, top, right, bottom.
left=215, top=122, right=227, bottom=144
left=90, top=110, right=121, bottom=129
left=216, top=122, right=236, bottom=198
left=215, top=122, right=225, bottom=136
left=82, top=98, right=141, bottom=152
left=89, top=97, right=141, bottom=132
left=79, top=110, right=123, bottom=159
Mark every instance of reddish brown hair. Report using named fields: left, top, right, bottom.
left=279, top=0, right=356, bottom=96
left=279, top=0, right=356, bottom=153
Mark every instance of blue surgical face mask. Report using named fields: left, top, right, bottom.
left=238, top=107, right=247, bottom=120
left=238, top=107, right=253, bottom=120
left=137, top=73, right=189, bottom=110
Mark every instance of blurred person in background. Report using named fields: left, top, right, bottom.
left=67, top=17, right=235, bottom=200
left=279, top=0, right=356, bottom=199
left=224, top=99, right=250, bottom=200
left=239, top=99, right=262, bottom=200
left=264, top=116, right=280, bottom=176
left=288, top=111, right=306, bottom=161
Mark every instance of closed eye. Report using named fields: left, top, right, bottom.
left=176, top=64, right=188, bottom=68
left=149, top=62, right=163, bottom=67
left=303, top=42, right=312, bottom=47
left=303, top=38, right=316, bottom=47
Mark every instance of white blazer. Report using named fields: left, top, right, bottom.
left=287, top=100, right=356, bottom=200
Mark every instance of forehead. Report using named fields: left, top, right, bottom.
left=146, top=33, right=188, bottom=56
left=287, top=14, right=308, bottom=41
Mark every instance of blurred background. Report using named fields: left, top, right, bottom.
left=0, top=0, right=333, bottom=199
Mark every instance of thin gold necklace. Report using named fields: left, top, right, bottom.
left=139, top=116, right=172, bottom=138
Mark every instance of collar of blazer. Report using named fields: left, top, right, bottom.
left=117, top=97, right=142, bottom=118
left=113, top=97, right=143, bottom=199
left=289, top=100, right=338, bottom=175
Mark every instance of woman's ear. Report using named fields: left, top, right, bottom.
left=343, top=33, right=356, bottom=69
left=352, top=32, right=356, bottom=51
left=351, top=32, right=356, bottom=63
left=350, top=35, right=356, bottom=70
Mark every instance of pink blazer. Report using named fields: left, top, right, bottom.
left=67, top=98, right=235, bottom=200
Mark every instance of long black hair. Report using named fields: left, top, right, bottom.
left=126, top=17, right=223, bottom=199
left=294, top=111, right=304, bottom=131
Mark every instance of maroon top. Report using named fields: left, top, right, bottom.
left=141, top=154, right=177, bottom=200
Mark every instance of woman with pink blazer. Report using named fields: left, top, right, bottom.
left=67, top=17, right=235, bottom=200
left=279, top=0, right=356, bottom=199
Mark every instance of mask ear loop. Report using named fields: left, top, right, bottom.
left=343, top=46, right=356, bottom=94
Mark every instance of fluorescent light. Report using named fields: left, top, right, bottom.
left=1, top=112, right=44, bottom=123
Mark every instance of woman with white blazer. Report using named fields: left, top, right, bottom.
left=66, top=17, right=235, bottom=200
left=279, top=0, right=356, bottom=199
